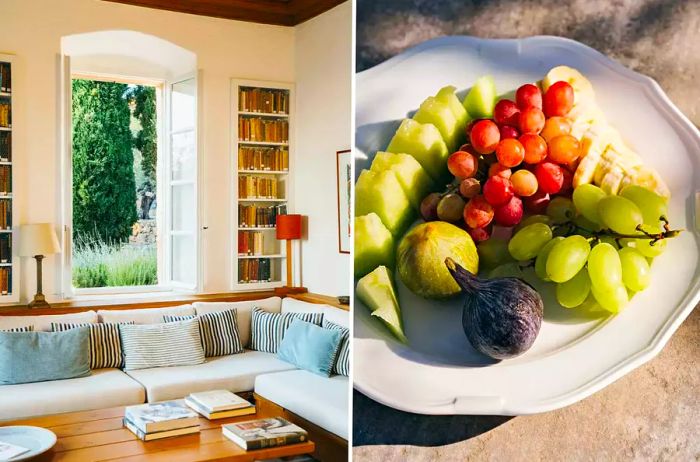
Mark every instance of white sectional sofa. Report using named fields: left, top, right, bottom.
left=0, top=296, right=349, bottom=451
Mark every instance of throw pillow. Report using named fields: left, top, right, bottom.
left=250, top=307, right=323, bottom=353
left=51, top=322, right=133, bottom=369
left=119, top=318, right=205, bottom=371
left=163, top=309, right=244, bottom=357
left=0, top=327, right=91, bottom=385
left=277, top=319, right=343, bottom=377
left=0, top=326, right=34, bottom=332
left=322, top=319, right=349, bottom=376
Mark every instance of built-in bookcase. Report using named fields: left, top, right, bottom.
left=0, top=54, right=17, bottom=302
left=231, top=79, right=293, bottom=291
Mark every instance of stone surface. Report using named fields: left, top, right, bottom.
left=354, top=0, right=700, bottom=459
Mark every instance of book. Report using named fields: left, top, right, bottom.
left=123, top=418, right=199, bottom=441
left=222, top=417, right=307, bottom=450
left=187, top=390, right=253, bottom=413
left=124, top=401, right=198, bottom=434
left=184, top=397, right=255, bottom=420
left=0, top=440, right=29, bottom=460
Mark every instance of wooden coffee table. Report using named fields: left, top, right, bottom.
left=2, top=405, right=314, bottom=461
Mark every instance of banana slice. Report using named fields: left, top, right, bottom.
left=573, top=122, right=614, bottom=187
left=542, top=65, right=596, bottom=105
left=629, top=165, right=671, bottom=198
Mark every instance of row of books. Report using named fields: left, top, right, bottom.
left=239, top=258, right=272, bottom=283
left=0, top=234, right=11, bottom=263
left=0, top=133, right=10, bottom=161
left=238, top=117, right=288, bottom=143
left=239, top=204, right=286, bottom=228
left=0, top=63, right=10, bottom=93
left=0, top=268, right=11, bottom=295
left=0, top=166, right=11, bottom=194
left=0, top=200, right=11, bottom=229
left=238, top=146, right=289, bottom=171
left=238, top=231, right=265, bottom=256
left=239, top=176, right=280, bottom=199
left=0, top=103, right=10, bottom=128
left=238, top=87, right=289, bottom=114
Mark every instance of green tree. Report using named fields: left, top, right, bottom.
left=72, top=79, right=137, bottom=243
left=130, top=86, right=157, bottom=183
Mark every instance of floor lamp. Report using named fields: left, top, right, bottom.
left=274, top=214, right=307, bottom=296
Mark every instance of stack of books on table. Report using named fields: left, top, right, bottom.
left=123, top=401, right=200, bottom=441
left=222, top=417, right=307, bottom=450
left=184, top=390, right=256, bottom=420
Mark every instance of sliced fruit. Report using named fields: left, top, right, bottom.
left=413, top=96, right=460, bottom=152
left=355, top=169, right=414, bottom=236
left=354, top=213, right=395, bottom=278
left=463, top=75, right=497, bottom=119
left=386, top=119, right=450, bottom=181
left=436, top=85, right=470, bottom=132
left=573, top=122, right=615, bottom=187
left=542, top=65, right=595, bottom=105
left=356, top=266, right=408, bottom=343
left=370, top=151, right=435, bottom=210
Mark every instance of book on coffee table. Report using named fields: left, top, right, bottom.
left=123, top=418, right=200, bottom=442
left=124, top=401, right=199, bottom=434
left=222, top=417, right=308, bottom=450
left=185, top=390, right=255, bottom=420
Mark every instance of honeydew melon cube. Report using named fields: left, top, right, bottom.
left=463, top=75, right=497, bottom=119
left=355, top=169, right=414, bottom=236
left=356, top=265, right=408, bottom=343
left=386, top=119, right=449, bottom=182
left=413, top=96, right=459, bottom=152
left=354, top=213, right=395, bottom=278
left=370, top=151, right=435, bottom=210
left=436, top=85, right=470, bottom=140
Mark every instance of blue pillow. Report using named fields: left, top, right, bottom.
left=0, top=327, right=91, bottom=385
left=277, top=319, right=343, bottom=377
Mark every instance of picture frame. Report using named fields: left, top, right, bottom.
left=336, top=149, right=352, bottom=254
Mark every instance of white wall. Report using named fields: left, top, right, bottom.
left=293, top=2, right=352, bottom=296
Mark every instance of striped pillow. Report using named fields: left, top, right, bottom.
left=51, top=322, right=133, bottom=369
left=163, top=309, right=244, bottom=357
left=119, top=318, right=205, bottom=371
left=322, top=319, right=349, bottom=376
left=250, top=307, right=323, bottom=353
left=0, top=326, right=33, bottom=332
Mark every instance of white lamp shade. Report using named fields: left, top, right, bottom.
left=19, top=223, right=61, bottom=257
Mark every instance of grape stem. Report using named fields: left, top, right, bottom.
left=556, top=218, right=682, bottom=245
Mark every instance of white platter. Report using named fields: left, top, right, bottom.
left=354, top=36, right=700, bottom=415
left=0, top=426, right=56, bottom=460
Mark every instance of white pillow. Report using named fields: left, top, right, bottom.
left=0, top=311, right=98, bottom=332
left=281, top=298, right=349, bottom=328
left=98, top=304, right=194, bottom=325
left=194, top=296, right=281, bottom=347
left=119, top=318, right=205, bottom=370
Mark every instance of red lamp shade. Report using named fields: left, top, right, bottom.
left=277, top=214, right=302, bottom=240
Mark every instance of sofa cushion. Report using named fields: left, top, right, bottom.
left=281, top=298, right=349, bottom=328
left=0, top=311, right=98, bottom=332
left=51, top=322, right=133, bottom=369
left=98, top=304, right=195, bottom=325
left=193, top=296, right=282, bottom=347
left=164, top=309, right=244, bottom=357
left=125, top=350, right=297, bottom=402
left=277, top=320, right=343, bottom=377
left=250, top=308, right=323, bottom=353
left=0, top=368, right=145, bottom=421
left=119, top=319, right=205, bottom=371
left=322, top=319, right=349, bottom=377
left=255, top=369, right=349, bottom=440
left=0, top=326, right=33, bottom=332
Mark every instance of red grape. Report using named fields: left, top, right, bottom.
left=468, top=226, right=491, bottom=243
left=560, top=168, right=573, bottom=195
left=420, top=192, right=441, bottom=221
left=459, top=178, right=481, bottom=198
left=511, top=169, right=538, bottom=197
left=494, top=99, right=520, bottom=126
left=494, top=196, right=524, bottom=227
left=547, top=134, right=580, bottom=164
left=464, top=195, right=494, bottom=229
left=534, top=162, right=564, bottom=194
left=519, top=106, right=545, bottom=134
left=495, top=138, right=525, bottom=168
left=523, top=189, right=550, bottom=214
left=540, top=116, right=572, bottom=143
left=499, top=125, right=519, bottom=140
left=470, top=120, right=500, bottom=154
left=516, top=84, right=542, bottom=110
left=447, top=150, right=478, bottom=179
left=488, top=163, right=512, bottom=179
left=543, top=81, right=574, bottom=117
left=519, top=133, right=548, bottom=164
left=483, top=175, right=514, bottom=206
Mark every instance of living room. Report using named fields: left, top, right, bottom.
left=0, top=0, right=351, bottom=461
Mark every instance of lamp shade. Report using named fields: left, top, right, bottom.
left=19, top=223, right=61, bottom=257
left=276, top=214, right=302, bottom=240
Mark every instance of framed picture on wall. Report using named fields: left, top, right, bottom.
left=336, top=149, right=351, bottom=254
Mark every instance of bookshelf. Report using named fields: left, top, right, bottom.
left=0, top=55, right=17, bottom=302
left=231, top=79, right=293, bottom=291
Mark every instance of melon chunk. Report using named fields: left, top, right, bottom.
left=354, top=213, right=395, bottom=278
left=463, top=75, right=497, bottom=119
left=436, top=85, right=470, bottom=141
left=413, top=96, right=460, bottom=152
left=370, top=151, right=434, bottom=210
left=356, top=265, right=408, bottom=343
left=386, top=119, right=449, bottom=182
left=355, top=169, right=414, bottom=236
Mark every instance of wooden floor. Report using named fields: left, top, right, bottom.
left=3, top=405, right=314, bottom=461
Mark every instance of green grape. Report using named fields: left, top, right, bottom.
left=572, top=184, right=606, bottom=224
left=591, top=283, right=629, bottom=313
left=535, top=236, right=564, bottom=281
left=619, top=185, right=668, bottom=226
left=618, top=247, right=651, bottom=292
left=573, top=214, right=602, bottom=232
left=508, top=223, right=553, bottom=261
left=545, top=235, right=591, bottom=283
left=598, top=196, right=643, bottom=234
left=587, top=243, right=622, bottom=291
left=597, top=235, right=619, bottom=249
left=578, top=292, right=604, bottom=314
left=546, top=197, right=576, bottom=224
left=514, top=214, right=552, bottom=233
left=477, top=237, right=514, bottom=269
left=556, top=268, right=591, bottom=308
left=488, top=262, right=523, bottom=279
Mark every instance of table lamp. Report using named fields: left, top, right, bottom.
left=19, top=223, right=61, bottom=308
left=274, top=214, right=307, bottom=295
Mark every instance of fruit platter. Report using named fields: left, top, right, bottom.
left=354, top=36, right=700, bottom=415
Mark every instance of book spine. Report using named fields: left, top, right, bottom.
left=247, top=434, right=307, bottom=450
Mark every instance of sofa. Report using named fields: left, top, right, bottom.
left=0, top=296, right=349, bottom=459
